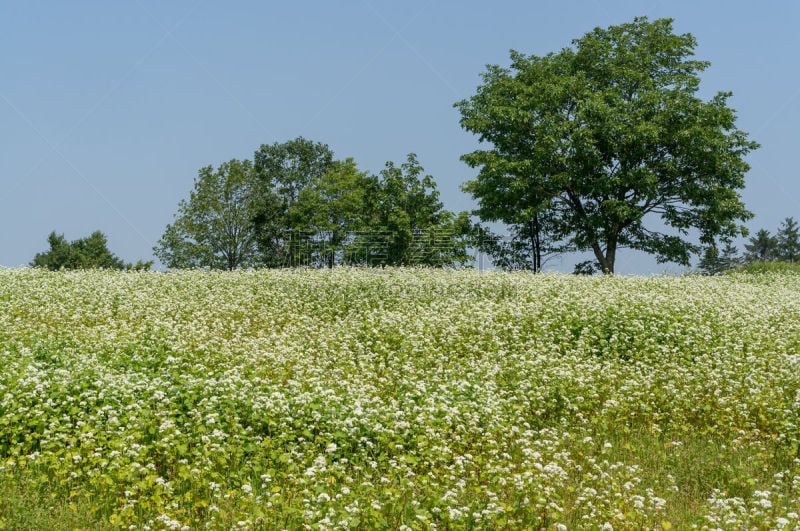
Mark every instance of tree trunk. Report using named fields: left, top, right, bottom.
left=591, top=242, right=615, bottom=274
left=603, top=252, right=615, bottom=274
left=601, top=241, right=616, bottom=274
left=528, top=218, right=542, bottom=273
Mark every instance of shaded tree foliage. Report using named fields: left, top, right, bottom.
left=352, top=154, right=471, bottom=267
left=743, top=228, right=778, bottom=263
left=32, top=231, right=150, bottom=271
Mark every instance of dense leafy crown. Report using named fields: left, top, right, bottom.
left=457, top=17, right=758, bottom=273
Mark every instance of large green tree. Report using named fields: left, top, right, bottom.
left=154, top=159, right=259, bottom=270
left=457, top=17, right=757, bottom=274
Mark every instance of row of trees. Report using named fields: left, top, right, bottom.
left=153, top=138, right=472, bottom=270
left=155, top=17, right=757, bottom=274
left=699, top=217, right=800, bottom=274
left=31, top=17, right=764, bottom=274
left=32, top=212, right=796, bottom=273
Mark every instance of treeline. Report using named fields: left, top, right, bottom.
left=154, top=138, right=472, bottom=270
left=699, top=217, right=800, bottom=274
left=31, top=138, right=473, bottom=272
left=31, top=231, right=152, bottom=271
left=28, top=18, right=786, bottom=274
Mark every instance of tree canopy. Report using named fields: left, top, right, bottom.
left=154, top=159, right=260, bottom=270
left=252, top=137, right=336, bottom=267
left=457, top=17, right=758, bottom=274
left=156, top=140, right=471, bottom=270
left=354, top=154, right=472, bottom=267
left=32, top=231, right=150, bottom=271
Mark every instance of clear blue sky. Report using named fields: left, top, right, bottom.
left=2, top=1, right=798, bottom=273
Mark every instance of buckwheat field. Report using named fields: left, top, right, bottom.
left=1, top=268, right=800, bottom=530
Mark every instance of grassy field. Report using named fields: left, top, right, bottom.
left=1, top=268, right=799, bottom=529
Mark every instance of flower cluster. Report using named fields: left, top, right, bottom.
left=0, top=268, right=799, bottom=529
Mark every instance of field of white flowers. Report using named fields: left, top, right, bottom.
left=1, top=268, right=800, bottom=529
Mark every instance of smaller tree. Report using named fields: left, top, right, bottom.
left=252, top=137, right=336, bottom=267
left=573, top=260, right=601, bottom=275
left=698, top=240, right=739, bottom=275
left=31, top=230, right=138, bottom=270
left=743, top=229, right=778, bottom=263
left=719, top=241, right=741, bottom=270
left=355, top=154, right=471, bottom=267
left=699, top=241, right=737, bottom=274
left=777, top=217, right=800, bottom=263
left=155, top=159, right=259, bottom=270
left=291, top=158, right=373, bottom=268
left=698, top=245, right=723, bottom=275
left=31, top=232, right=73, bottom=270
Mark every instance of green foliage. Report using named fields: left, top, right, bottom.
left=573, top=259, right=601, bottom=275
left=30, top=231, right=145, bottom=270
left=777, top=216, right=800, bottom=262
left=154, top=159, right=260, bottom=270
left=252, top=137, right=335, bottom=266
left=457, top=17, right=757, bottom=274
left=353, top=154, right=472, bottom=267
left=731, top=260, right=800, bottom=274
left=743, top=228, right=779, bottom=263
left=0, top=472, right=110, bottom=530
left=126, top=259, right=155, bottom=271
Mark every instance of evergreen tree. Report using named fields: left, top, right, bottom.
left=698, top=245, right=724, bottom=275
left=743, top=229, right=778, bottom=263
left=777, top=217, right=800, bottom=263
left=719, top=241, right=740, bottom=270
